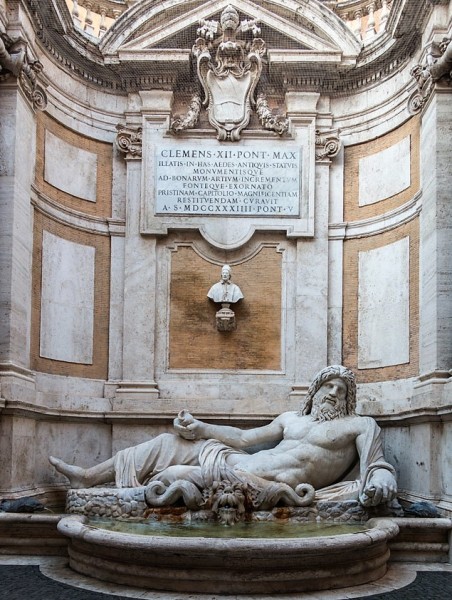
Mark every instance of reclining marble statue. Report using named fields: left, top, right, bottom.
left=49, top=365, right=397, bottom=510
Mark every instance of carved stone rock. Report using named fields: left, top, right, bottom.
left=215, top=304, right=236, bottom=332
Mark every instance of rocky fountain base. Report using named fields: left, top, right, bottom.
left=57, top=486, right=401, bottom=594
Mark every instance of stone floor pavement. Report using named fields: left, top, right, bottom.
left=0, top=557, right=451, bottom=600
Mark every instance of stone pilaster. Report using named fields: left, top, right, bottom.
left=112, top=92, right=173, bottom=408
left=285, top=93, right=335, bottom=397
left=327, top=148, right=345, bottom=366
left=0, top=84, right=36, bottom=386
left=418, top=91, right=452, bottom=380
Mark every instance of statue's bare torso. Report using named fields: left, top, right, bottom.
left=227, top=412, right=367, bottom=488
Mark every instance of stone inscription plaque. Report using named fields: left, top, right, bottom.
left=155, top=145, right=300, bottom=216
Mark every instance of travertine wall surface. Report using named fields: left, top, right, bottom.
left=0, top=0, right=450, bottom=514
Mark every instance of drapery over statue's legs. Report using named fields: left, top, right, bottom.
left=50, top=433, right=204, bottom=489
left=113, top=433, right=203, bottom=487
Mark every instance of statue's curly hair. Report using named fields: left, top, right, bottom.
left=299, top=365, right=356, bottom=416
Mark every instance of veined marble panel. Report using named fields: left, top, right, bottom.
left=44, top=130, right=98, bottom=202
left=358, top=136, right=411, bottom=206
left=358, top=237, right=410, bottom=369
left=40, top=231, right=95, bottom=364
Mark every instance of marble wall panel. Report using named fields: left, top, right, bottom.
left=35, top=113, right=112, bottom=218
left=31, top=212, right=110, bottom=379
left=44, top=130, right=97, bottom=202
left=443, top=421, right=452, bottom=498
left=40, top=231, right=95, bottom=364
left=358, top=237, right=410, bottom=369
left=343, top=219, right=419, bottom=382
left=419, top=95, right=452, bottom=374
left=383, top=421, right=450, bottom=509
left=344, top=117, right=420, bottom=222
left=358, top=136, right=411, bottom=206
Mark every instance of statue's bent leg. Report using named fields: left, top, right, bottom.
left=49, top=456, right=115, bottom=489
left=113, top=433, right=204, bottom=487
left=50, top=434, right=204, bottom=489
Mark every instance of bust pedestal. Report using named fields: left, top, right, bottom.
left=215, top=303, right=236, bottom=331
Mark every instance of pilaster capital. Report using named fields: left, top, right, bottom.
left=115, top=124, right=143, bottom=160
left=315, top=129, right=341, bottom=162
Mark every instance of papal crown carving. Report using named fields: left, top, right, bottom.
left=171, top=5, right=288, bottom=141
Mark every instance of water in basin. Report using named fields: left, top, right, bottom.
left=88, top=518, right=369, bottom=539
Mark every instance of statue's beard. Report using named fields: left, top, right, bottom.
left=311, top=396, right=347, bottom=422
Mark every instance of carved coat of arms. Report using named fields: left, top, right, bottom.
left=193, top=5, right=265, bottom=141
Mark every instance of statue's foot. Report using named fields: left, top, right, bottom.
left=49, top=456, right=88, bottom=489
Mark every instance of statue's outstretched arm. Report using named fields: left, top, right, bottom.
left=173, top=409, right=285, bottom=449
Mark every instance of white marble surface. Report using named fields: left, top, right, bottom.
left=107, top=236, right=125, bottom=381
left=0, top=91, right=36, bottom=369
left=294, top=161, right=330, bottom=382
left=40, top=54, right=125, bottom=142
left=419, top=95, right=452, bottom=374
left=358, top=237, right=410, bottom=369
left=44, top=130, right=98, bottom=202
left=359, top=136, right=411, bottom=206
left=122, top=160, right=157, bottom=382
left=40, top=231, right=95, bottom=364
left=331, top=64, right=413, bottom=143
left=34, top=372, right=110, bottom=412
left=327, top=146, right=344, bottom=365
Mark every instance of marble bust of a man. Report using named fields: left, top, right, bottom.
left=207, top=265, right=244, bottom=304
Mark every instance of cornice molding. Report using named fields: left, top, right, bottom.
left=31, top=187, right=113, bottom=236
left=328, top=192, right=422, bottom=240
left=21, top=0, right=438, bottom=95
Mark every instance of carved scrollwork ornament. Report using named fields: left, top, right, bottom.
left=256, top=93, right=289, bottom=136
left=31, top=86, right=48, bottom=111
left=170, top=93, right=202, bottom=134
left=0, top=33, right=47, bottom=110
left=315, top=129, right=341, bottom=161
left=115, top=124, right=143, bottom=159
left=408, top=64, right=434, bottom=115
left=408, top=37, right=452, bottom=115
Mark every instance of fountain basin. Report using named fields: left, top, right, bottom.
left=58, top=515, right=399, bottom=594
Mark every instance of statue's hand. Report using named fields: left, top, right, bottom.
left=362, top=469, right=397, bottom=506
left=173, top=410, right=202, bottom=440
